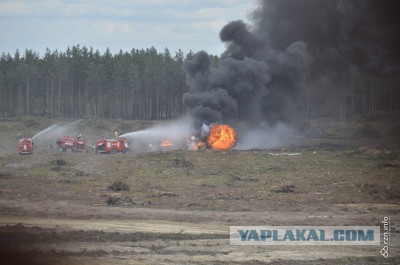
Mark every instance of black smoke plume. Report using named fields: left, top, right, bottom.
left=182, top=0, right=400, bottom=124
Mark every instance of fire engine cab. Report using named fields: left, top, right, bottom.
left=18, top=137, right=33, bottom=154
left=95, top=138, right=128, bottom=154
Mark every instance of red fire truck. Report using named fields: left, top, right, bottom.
left=95, top=138, right=128, bottom=154
left=56, top=136, right=87, bottom=152
left=18, top=137, right=34, bottom=154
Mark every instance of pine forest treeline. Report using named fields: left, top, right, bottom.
left=0, top=45, right=398, bottom=121
left=0, top=45, right=207, bottom=119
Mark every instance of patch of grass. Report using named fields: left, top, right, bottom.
left=107, top=180, right=130, bottom=191
left=30, top=167, right=53, bottom=176
left=377, top=151, right=400, bottom=169
left=171, top=158, right=193, bottom=168
left=352, top=125, right=382, bottom=139
left=378, top=151, right=399, bottom=161
left=387, top=124, right=400, bottom=137
left=51, top=159, right=66, bottom=166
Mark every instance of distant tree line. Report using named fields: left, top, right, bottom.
left=305, top=67, right=400, bottom=120
left=0, top=46, right=219, bottom=119
left=0, top=45, right=397, bottom=121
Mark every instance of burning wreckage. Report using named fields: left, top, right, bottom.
left=190, top=123, right=236, bottom=151
left=158, top=123, right=237, bottom=152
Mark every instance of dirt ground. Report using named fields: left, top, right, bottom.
left=0, top=115, right=399, bottom=264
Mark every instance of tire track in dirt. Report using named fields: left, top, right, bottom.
left=0, top=216, right=227, bottom=235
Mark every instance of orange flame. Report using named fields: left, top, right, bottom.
left=193, top=141, right=206, bottom=151
left=160, top=139, right=174, bottom=147
left=207, top=124, right=236, bottom=151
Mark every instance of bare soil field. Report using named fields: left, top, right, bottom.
left=0, top=115, right=399, bottom=264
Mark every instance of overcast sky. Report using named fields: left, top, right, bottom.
left=0, top=0, right=255, bottom=57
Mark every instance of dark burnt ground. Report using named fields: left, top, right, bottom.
left=0, top=224, right=226, bottom=245
left=0, top=224, right=227, bottom=263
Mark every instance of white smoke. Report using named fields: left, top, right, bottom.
left=235, top=122, right=298, bottom=150
left=6, top=155, right=42, bottom=168
left=119, top=116, right=196, bottom=152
